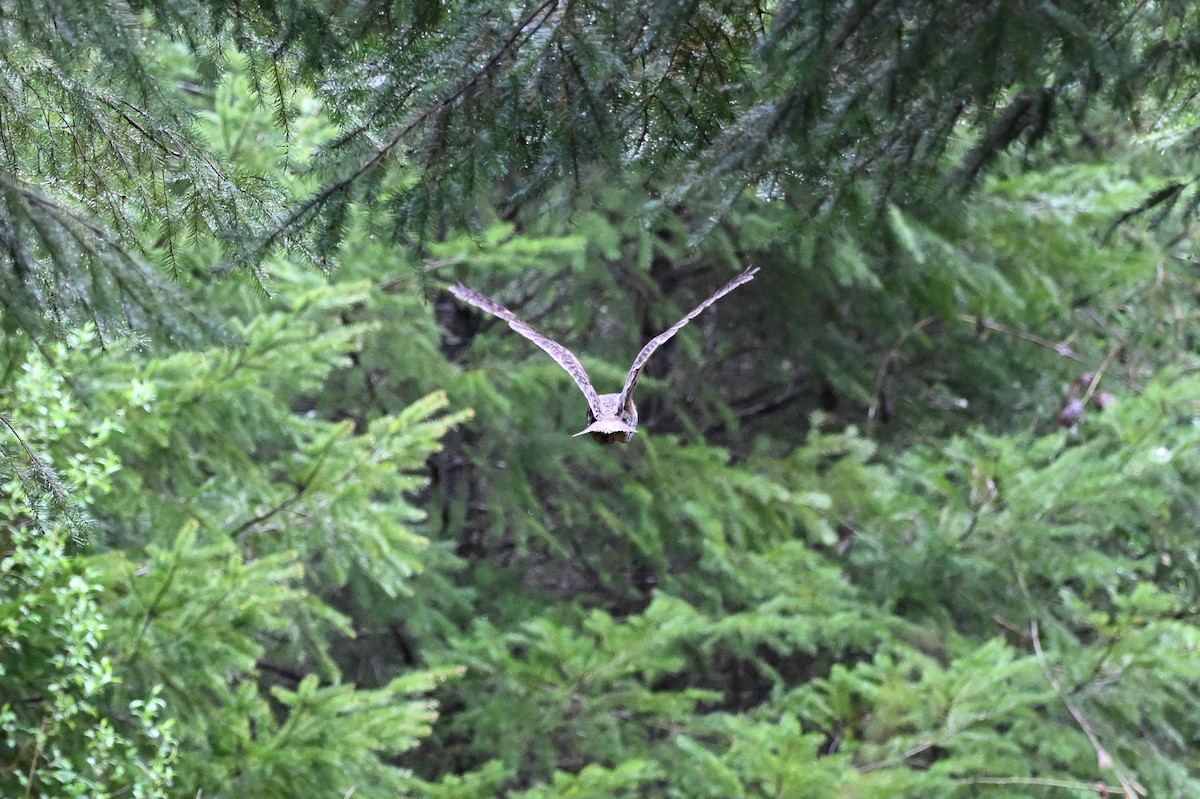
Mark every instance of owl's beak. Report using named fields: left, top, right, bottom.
left=573, top=419, right=636, bottom=437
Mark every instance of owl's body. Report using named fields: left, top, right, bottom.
left=579, top=393, right=638, bottom=445
left=449, top=267, right=757, bottom=444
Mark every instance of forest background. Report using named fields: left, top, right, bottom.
left=2, top=1, right=1199, bottom=797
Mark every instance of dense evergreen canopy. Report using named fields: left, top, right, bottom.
left=2, top=1, right=1199, bottom=797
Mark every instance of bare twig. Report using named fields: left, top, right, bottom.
left=1030, top=619, right=1147, bottom=799
left=958, top=315, right=1085, bottom=363
left=1079, top=341, right=1123, bottom=409
left=961, top=775, right=1124, bottom=793
left=867, top=312, right=1143, bottom=434
left=860, top=739, right=938, bottom=773
left=867, top=315, right=936, bottom=433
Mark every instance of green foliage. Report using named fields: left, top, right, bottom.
left=0, top=265, right=471, bottom=795
left=8, top=0, right=1200, bottom=348
left=0, top=525, right=176, bottom=798
left=3, top=3, right=1200, bottom=799
left=0, top=361, right=176, bottom=797
left=393, top=371, right=1198, bottom=797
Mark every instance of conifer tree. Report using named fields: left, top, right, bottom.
left=4, top=0, right=1199, bottom=341
left=2, top=2, right=1199, bottom=798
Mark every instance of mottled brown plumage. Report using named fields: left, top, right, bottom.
left=449, top=267, right=758, bottom=444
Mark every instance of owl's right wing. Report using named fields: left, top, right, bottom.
left=449, top=284, right=603, bottom=417
left=617, top=267, right=759, bottom=410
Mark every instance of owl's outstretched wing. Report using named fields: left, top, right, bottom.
left=449, top=283, right=603, bottom=417
left=617, top=267, right=759, bottom=409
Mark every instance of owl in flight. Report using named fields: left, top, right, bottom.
left=449, top=267, right=758, bottom=444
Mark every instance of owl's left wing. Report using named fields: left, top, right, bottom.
left=617, top=267, right=759, bottom=409
left=449, top=283, right=604, bottom=417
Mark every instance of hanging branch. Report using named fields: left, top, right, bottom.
left=251, top=0, right=561, bottom=260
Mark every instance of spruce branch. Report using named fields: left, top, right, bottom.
left=0, top=410, right=69, bottom=505
left=252, top=0, right=560, bottom=260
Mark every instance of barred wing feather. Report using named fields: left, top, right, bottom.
left=617, top=267, right=759, bottom=409
left=449, top=284, right=603, bottom=417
